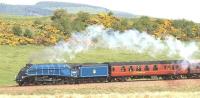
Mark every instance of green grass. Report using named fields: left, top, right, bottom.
left=0, top=45, right=200, bottom=86
left=0, top=45, right=45, bottom=85
left=0, top=15, right=49, bottom=22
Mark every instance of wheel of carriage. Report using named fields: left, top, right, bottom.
left=176, top=75, right=181, bottom=79
left=122, top=77, right=126, bottom=82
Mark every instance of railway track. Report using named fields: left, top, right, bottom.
left=8, top=78, right=200, bottom=87
left=1, top=79, right=200, bottom=94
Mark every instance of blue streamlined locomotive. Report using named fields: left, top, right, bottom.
left=16, top=63, right=109, bottom=86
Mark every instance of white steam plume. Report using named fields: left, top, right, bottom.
left=29, top=25, right=199, bottom=63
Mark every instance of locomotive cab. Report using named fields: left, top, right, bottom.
left=71, top=68, right=78, bottom=77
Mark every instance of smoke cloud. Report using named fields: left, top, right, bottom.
left=29, top=25, right=199, bottom=63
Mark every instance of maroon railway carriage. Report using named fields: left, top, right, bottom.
left=189, top=63, right=200, bottom=78
left=109, top=60, right=189, bottom=81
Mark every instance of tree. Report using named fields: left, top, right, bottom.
left=132, top=16, right=159, bottom=34
left=12, top=25, right=23, bottom=36
left=71, top=11, right=90, bottom=32
left=172, top=19, right=196, bottom=39
left=111, top=18, right=130, bottom=32
left=76, top=11, right=90, bottom=22
left=111, top=21, right=121, bottom=31
left=51, top=9, right=68, bottom=20
left=72, top=19, right=87, bottom=32
left=51, top=9, right=72, bottom=35
left=108, top=11, right=114, bottom=16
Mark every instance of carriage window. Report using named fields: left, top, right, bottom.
left=144, top=65, right=149, bottom=71
left=136, top=65, right=141, bottom=71
left=153, top=64, right=158, bottom=71
left=121, top=66, right=126, bottom=72
left=129, top=66, right=134, bottom=72
left=112, top=67, right=115, bottom=72
left=172, top=65, right=175, bottom=70
left=168, top=65, right=171, bottom=70
left=164, top=65, right=167, bottom=70
left=176, top=65, right=179, bottom=69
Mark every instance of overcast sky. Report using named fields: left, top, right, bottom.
left=1, top=0, right=200, bottom=23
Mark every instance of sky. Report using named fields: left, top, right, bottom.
left=0, top=0, right=200, bottom=23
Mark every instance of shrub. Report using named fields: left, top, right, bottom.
left=76, top=11, right=90, bottom=22
left=51, top=9, right=72, bottom=35
left=12, top=25, right=23, bottom=36
left=24, top=29, right=33, bottom=38
left=34, top=19, right=42, bottom=25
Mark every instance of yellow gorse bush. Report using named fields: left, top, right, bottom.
left=0, top=19, right=66, bottom=45
left=0, top=12, right=200, bottom=45
left=88, top=13, right=118, bottom=28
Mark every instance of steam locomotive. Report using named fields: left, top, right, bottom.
left=16, top=60, right=200, bottom=86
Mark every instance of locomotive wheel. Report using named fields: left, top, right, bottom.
left=18, top=82, right=24, bottom=86
left=59, top=80, right=65, bottom=85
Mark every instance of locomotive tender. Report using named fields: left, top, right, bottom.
left=16, top=60, right=200, bottom=86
